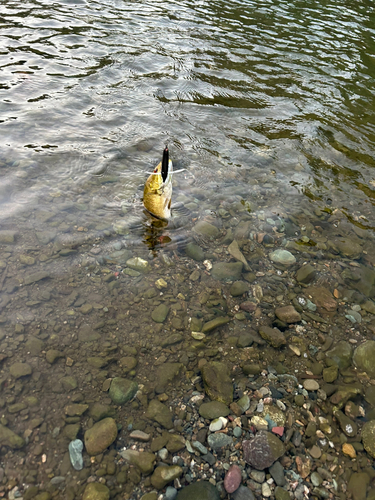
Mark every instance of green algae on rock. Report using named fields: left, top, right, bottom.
left=201, top=361, right=233, bottom=405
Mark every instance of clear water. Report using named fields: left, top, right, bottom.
left=0, top=0, right=375, bottom=493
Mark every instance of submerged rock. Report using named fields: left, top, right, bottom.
left=82, top=482, right=110, bottom=500
left=193, top=221, right=219, bottom=239
left=211, top=262, right=243, bottom=281
left=0, top=424, right=25, bottom=449
left=185, top=242, right=205, bottom=261
left=296, top=264, right=316, bottom=284
left=151, top=465, right=183, bottom=490
left=361, top=420, right=375, bottom=458
left=258, top=326, right=286, bottom=348
left=224, top=464, right=242, bottom=493
left=326, top=341, right=352, bottom=370
left=151, top=304, right=170, bottom=323
left=269, top=249, right=296, bottom=267
left=199, top=401, right=230, bottom=419
left=243, top=431, right=285, bottom=469
left=275, top=305, right=301, bottom=323
left=146, top=399, right=173, bottom=429
left=176, top=481, right=220, bottom=500
left=68, top=439, right=83, bottom=470
left=84, top=417, right=118, bottom=456
left=353, top=341, right=375, bottom=378
left=201, top=361, right=233, bottom=405
left=109, top=377, right=138, bottom=405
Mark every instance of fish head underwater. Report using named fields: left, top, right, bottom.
left=143, top=146, right=173, bottom=220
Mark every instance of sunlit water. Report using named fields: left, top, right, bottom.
left=0, top=0, right=375, bottom=494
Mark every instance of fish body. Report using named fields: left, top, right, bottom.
left=143, top=147, right=173, bottom=220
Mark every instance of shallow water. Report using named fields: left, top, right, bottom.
left=1, top=0, right=375, bottom=497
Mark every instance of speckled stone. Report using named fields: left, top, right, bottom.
left=243, top=431, right=285, bottom=470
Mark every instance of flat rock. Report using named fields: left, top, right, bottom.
left=326, top=340, right=352, bottom=370
left=156, top=362, right=183, bottom=392
left=275, top=305, right=301, bottom=323
left=193, top=221, right=219, bottom=239
left=176, top=481, right=220, bottom=500
left=126, top=257, right=151, bottom=273
left=10, top=362, right=32, bottom=379
left=151, top=465, right=183, bottom=490
left=0, top=423, right=25, bottom=449
left=232, top=486, right=256, bottom=500
left=305, top=286, right=337, bottom=313
left=296, top=264, right=316, bottom=284
left=0, top=230, right=17, bottom=243
left=258, top=326, right=286, bottom=348
left=207, top=433, right=233, bottom=449
left=230, top=281, right=249, bottom=297
left=24, top=271, right=50, bottom=285
left=199, top=401, right=230, bottom=419
left=201, top=361, right=233, bottom=405
left=84, top=417, right=118, bottom=456
left=211, top=262, right=243, bottom=281
left=202, top=316, right=231, bottom=333
left=146, top=399, right=173, bottom=429
left=228, top=240, right=250, bottom=271
left=185, top=242, right=205, bottom=261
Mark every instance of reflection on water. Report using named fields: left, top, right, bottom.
left=0, top=0, right=375, bottom=498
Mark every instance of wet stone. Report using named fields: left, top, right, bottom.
left=193, top=221, right=219, bottom=239
left=296, top=264, right=316, bottom=284
left=361, top=420, right=375, bottom=458
left=230, top=281, right=249, bottom=297
left=303, top=379, right=319, bottom=391
left=335, top=410, right=357, bottom=437
left=224, top=464, right=242, bottom=493
left=201, top=361, right=233, bottom=405
left=207, top=433, right=233, bottom=449
left=353, top=341, right=375, bottom=378
left=84, top=417, right=118, bottom=456
left=146, top=399, right=173, bottom=429
left=185, top=242, right=205, bottom=261
left=202, top=316, right=231, bottom=333
left=46, top=349, right=63, bottom=364
left=211, top=262, right=243, bottom=281
left=24, top=271, right=50, bottom=285
left=274, top=487, right=291, bottom=500
left=126, top=257, right=151, bottom=273
left=269, top=249, right=296, bottom=267
left=275, top=305, right=301, bottom=323
left=151, top=304, right=170, bottom=323
left=326, top=340, right=352, bottom=370
left=177, top=481, right=220, bottom=500
left=199, top=401, right=230, bottom=419
left=258, top=326, right=286, bottom=348
left=0, top=423, right=25, bottom=449
left=347, top=472, right=369, bottom=500
left=10, top=362, right=32, bottom=379
left=68, top=439, right=83, bottom=470
left=82, top=483, right=110, bottom=500
left=243, top=431, right=285, bottom=470
left=0, top=230, right=17, bottom=243
left=269, top=461, right=286, bottom=486
left=151, top=465, right=183, bottom=490
left=109, top=377, right=138, bottom=405
left=323, top=365, right=338, bottom=383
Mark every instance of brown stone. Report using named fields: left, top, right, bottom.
left=275, top=305, right=301, bottom=323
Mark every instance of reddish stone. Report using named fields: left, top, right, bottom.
left=272, top=426, right=284, bottom=437
left=224, top=464, right=242, bottom=493
left=240, top=301, right=257, bottom=313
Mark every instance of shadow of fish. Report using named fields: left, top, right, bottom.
left=143, top=147, right=173, bottom=220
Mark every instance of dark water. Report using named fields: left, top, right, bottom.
left=1, top=0, right=375, bottom=495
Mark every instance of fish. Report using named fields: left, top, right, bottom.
left=143, top=146, right=173, bottom=220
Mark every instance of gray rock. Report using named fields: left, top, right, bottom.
left=207, top=433, right=233, bottom=450
left=193, top=221, right=219, bottom=239
left=126, top=257, right=151, bottom=273
left=176, top=481, right=220, bottom=500
left=211, top=262, right=243, bottom=281
left=231, top=486, right=256, bottom=500
left=296, top=264, right=316, bottom=284
left=24, top=271, right=50, bottom=285
left=269, top=249, right=296, bottom=267
left=230, top=281, right=249, bottom=297
left=0, top=230, right=17, bottom=243
left=68, top=439, right=83, bottom=470
left=185, top=242, right=205, bottom=261
left=269, top=461, right=286, bottom=486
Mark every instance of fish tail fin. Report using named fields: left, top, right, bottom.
left=162, top=146, right=169, bottom=182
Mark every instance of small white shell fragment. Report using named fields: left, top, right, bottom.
left=203, top=260, right=212, bottom=271
left=191, top=332, right=206, bottom=340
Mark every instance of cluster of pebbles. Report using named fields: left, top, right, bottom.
left=1, top=158, right=375, bottom=500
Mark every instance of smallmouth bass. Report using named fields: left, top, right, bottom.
left=143, top=147, right=173, bottom=220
